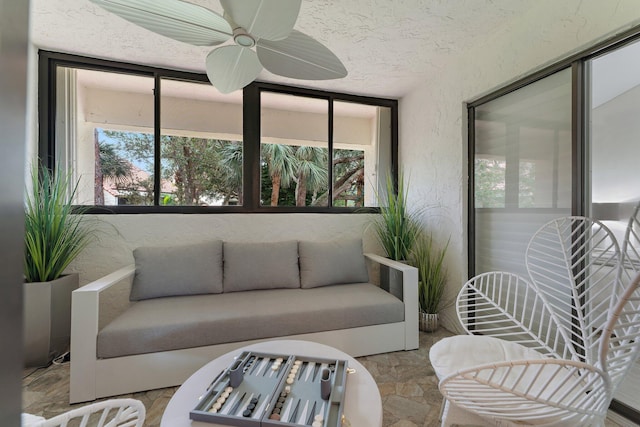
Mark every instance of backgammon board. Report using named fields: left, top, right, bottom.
left=190, top=350, right=349, bottom=427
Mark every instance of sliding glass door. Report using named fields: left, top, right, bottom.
left=588, top=37, right=640, bottom=418
left=469, top=32, right=640, bottom=422
left=472, top=68, right=572, bottom=278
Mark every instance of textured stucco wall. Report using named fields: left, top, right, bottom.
left=399, top=0, right=640, bottom=332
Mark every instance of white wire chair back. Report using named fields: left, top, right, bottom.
left=32, top=398, right=145, bottom=427
left=525, top=216, right=620, bottom=366
left=456, top=271, right=571, bottom=359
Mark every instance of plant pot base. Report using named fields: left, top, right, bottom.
left=23, top=273, right=79, bottom=367
left=419, top=311, right=439, bottom=332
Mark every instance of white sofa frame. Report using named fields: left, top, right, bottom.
left=70, top=253, right=418, bottom=403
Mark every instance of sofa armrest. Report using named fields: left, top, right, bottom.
left=364, top=253, right=419, bottom=350
left=70, top=265, right=135, bottom=403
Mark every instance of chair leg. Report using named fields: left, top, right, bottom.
left=438, top=397, right=446, bottom=422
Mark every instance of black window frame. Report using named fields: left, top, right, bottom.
left=39, top=50, right=398, bottom=214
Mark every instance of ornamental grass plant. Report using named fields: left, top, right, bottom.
left=410, top=233, right=449, bottom=314
left=372, top=172, right=422, bottom=261
left=24, top=166, right=93, bottom=283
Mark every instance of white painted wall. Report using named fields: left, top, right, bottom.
left=399, top=0, right=640, bottom=332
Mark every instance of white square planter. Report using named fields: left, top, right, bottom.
left=23, top=273, right=79, bottom=367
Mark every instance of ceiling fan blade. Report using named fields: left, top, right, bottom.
left=206, top=46, right=263, bottom=94
left=220, top=0, right=301, bottom=41
left=90, top=0, right=232, bottom=46
left=257, top=30, right=347, bottom=80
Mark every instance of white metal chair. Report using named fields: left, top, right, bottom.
left=430, top=214, right=640, bottom=426
left=22, top=398, right=145, bottom=427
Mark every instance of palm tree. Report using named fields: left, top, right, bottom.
left=261, top=143, right=296, bottom=206
left=217, top=141, right=243, bottom=204
left=95, top=134, right=132, bottom=205
left=293, top=146, right=328, bottom=207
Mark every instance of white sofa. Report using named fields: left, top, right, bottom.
left=70, top=239, right=418, bottom=403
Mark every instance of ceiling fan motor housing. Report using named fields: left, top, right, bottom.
left=233, top=27, right=256, bottom=48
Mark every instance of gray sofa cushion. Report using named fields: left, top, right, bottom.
left=223, top=241, right=300, bottom=292
left=130, top=240, right=223, bottom=301
left=299, top=239, right=369, bottom=288
left=97, top=283, right=404, bottom=358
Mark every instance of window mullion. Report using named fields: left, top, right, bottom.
left=153, top=75, right=161, bottom=206
left=328, top=97, right=334, bottom=207
left=244, top=83, right=261, bottom=210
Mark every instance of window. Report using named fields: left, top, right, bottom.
left=51, top=66, right=244, bottom=208
left=260, top=93, right=329, bottom=207
left=160, top=78, right=243, bottom=206
left=258, top=93, right=390, bottom=208
left=471, top=68, right=573, bottom=277
left=40, top=51, right=397, bottom=213
left=333, top=100, right=388, bottom=208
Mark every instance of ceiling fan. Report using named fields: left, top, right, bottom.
left=90, top=0, right=348, bottom=94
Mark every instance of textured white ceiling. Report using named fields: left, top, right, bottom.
left=30, top=0, right=537, bottom=98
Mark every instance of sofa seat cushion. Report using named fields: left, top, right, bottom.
left=97, top=283, right=404, bottom=359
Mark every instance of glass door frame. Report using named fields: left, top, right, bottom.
left=467, top=26, right=640, bottom=423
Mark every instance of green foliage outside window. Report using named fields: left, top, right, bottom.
left=97, top=129, right=367, bottom=208
left=99, top=130, right=242, bottom=206
left=474, top=158, right=535, bottom=208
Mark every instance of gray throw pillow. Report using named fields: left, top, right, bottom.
left=130, top=240, right=223, bottom=301
left=299, top=239, right=369, bottom=288
left=223, top=241, right=300, bottom=292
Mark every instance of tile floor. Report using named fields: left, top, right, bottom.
left=22, top=329, right=631, bottom=427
